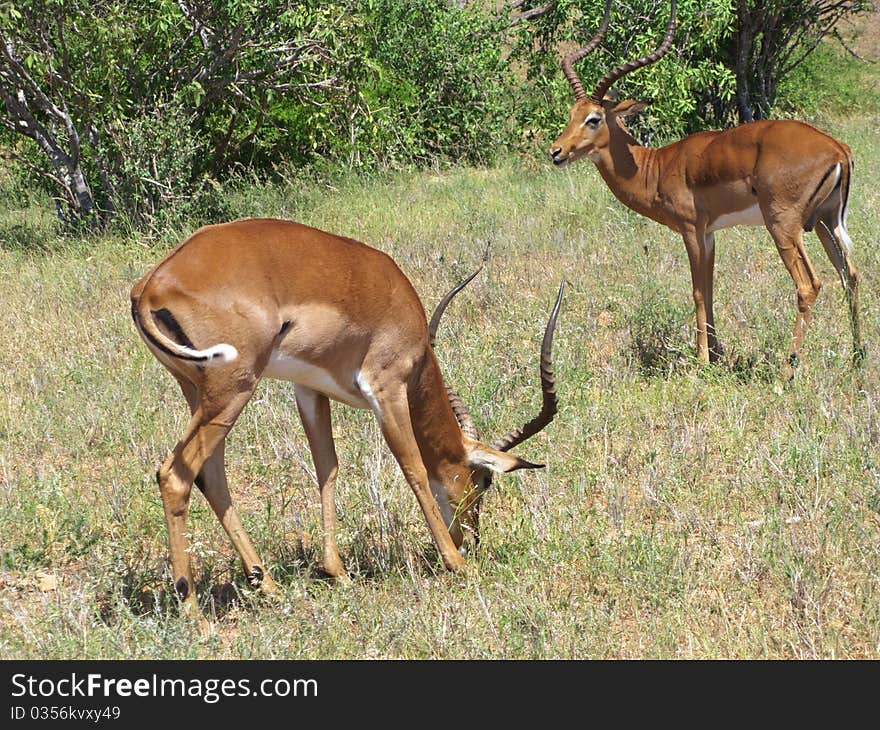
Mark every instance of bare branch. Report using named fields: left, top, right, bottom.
left=176, top=0, right=214, bottom=49
left=510, top=3, right=554, bottom=24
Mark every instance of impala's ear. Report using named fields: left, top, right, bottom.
left=467, top=443, right=544, bottom=474
left=611, top=99, right=650, bottom=118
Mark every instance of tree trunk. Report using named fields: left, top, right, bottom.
left=0, top=35, right=100, bottom=225
left=734, top=8, right=755, bottom=123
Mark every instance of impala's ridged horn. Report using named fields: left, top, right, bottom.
left=589, top=0, right=676, bottom=105
left=561, top=0, right=613, bottom=101
left=446, top=386, right=478, bottom=441
left=428, top=267, right=483, bottom=440
left=428, top=267, right=482, bottom=350
left=491, top=281, right=565, bottom=453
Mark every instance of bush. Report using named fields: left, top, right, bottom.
left=338, top=0, right=514, bottom=168
left=1, top=0, right=872, bottom=231
left=0, top=0, right=346, bottom=228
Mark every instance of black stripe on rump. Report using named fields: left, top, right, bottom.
left=133, top=302, right=207, bottom=362
left=153, top=307, right=197, bottom=349
left=803, top=163, right=839, bottom=232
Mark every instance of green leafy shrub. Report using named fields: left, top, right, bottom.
left=338, top=0, right=514, bottom=168
left=0, top=0, right=873, bottom=231
left=507, top=0, right=737, bottom=144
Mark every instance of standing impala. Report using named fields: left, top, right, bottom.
left=131, top=218, right=563, bottom=619
left=550, top=0, right=863, bottom=375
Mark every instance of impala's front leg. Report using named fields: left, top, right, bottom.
left=703, top=232, right=722, bottom=362
left=682, top=227, right=711, bottom=364
left=367, top=379, right=466, bottom=572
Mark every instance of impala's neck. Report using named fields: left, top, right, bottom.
left=594, top=120, right=666, bottom=226
left=407, top=349, right=474, bottom=537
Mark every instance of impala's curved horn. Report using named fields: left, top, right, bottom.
left=589, top=0, right=676, bottom=105
left=428, top=266, right=484, bottom=439
left=491, top=281, right=565, bottom=453
left=446, top=385, right=478, bottom=440
left=561, top=0, right=613, bottom=101
left=428, top=266, right=483, bottom=349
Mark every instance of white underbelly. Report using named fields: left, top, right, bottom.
left=707, top=203, right=764, bottom=233
left=263, top=353, right=370, bottom=409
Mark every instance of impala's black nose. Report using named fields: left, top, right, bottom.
left=550, top=148, right=567, bottom=166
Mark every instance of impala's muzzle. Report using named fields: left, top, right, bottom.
left=550, top=147, right=568, bottom=166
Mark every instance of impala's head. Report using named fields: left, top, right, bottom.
left=549, top=0, right=675, bottom=167
left=551, top=98, right=651, bottom=166
left=428, top=269, right=565, bottom=553
left=438, top=437, right=544, bottom=553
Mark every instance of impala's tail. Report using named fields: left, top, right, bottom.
left=809, top=149, right=863, bottom=362
left=838, top=153, right=854, bottom=256
left=131, top=298, right=238, bottom=364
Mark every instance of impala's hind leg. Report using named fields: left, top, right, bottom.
left=157, top=372, right=258, bottom=620
left=176, top=377, right=276, bottom=594
left=815, top=214, right=864, bottom=364
left=197, top=443, right=277, bottom=593
left=294, top=385, right=348, bottom=582
left=704, top=232, right=722, bottom=362
left=765, top=221, right=821, bottom=378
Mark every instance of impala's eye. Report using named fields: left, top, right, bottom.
left=583, top=115, right=601, bottom=128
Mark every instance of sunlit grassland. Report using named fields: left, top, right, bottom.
left=1, top=110, right=879, bottom=658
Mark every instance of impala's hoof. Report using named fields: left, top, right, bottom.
left=255, top=569, right=280, bottom=596
left=443, top=552, right=467, bottom=572
left=322, top=561, right=351, bottom=584
left=175, top=576, right=190, bottom=600
left=243, top=564, right=279, bottom=596
left=778, top=353, right=799, bottom=382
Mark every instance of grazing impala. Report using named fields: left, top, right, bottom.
left=551, top=0, right=863, bottom=375
left=131, top=218, right=563, bottom=619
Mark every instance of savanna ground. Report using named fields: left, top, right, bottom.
left=2, top=17, right=880, bottom=659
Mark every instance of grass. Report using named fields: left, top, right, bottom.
left=2, top=45, right=880, bottom=660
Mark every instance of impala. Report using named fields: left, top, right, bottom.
left=550, top=0, right=863, bottom=376
left=131, top=218, right=563, bottom=619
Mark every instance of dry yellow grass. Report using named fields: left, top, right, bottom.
left=1, top=136, right=878, bottom=657
left=1, top=30, right=879, bottom=658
